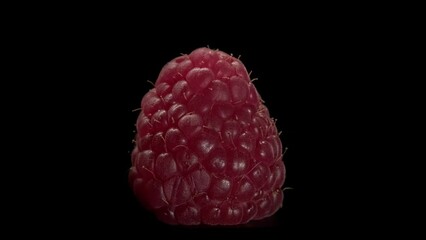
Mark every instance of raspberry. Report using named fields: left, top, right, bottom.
left=130, top=47, right=286, bottom=225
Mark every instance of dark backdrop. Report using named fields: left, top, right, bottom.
left=28, top=12, right=375, bottom=237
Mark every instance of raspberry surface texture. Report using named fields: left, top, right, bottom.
left=130, top=47, right=285, bottom=225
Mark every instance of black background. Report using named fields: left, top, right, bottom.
left=14, top=7, right=387, bottom=237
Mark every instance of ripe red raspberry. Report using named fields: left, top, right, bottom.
left=130, top=47, right=285, bottom=225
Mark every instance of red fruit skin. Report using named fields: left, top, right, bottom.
left=130, top=47, right=285, bottom=225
